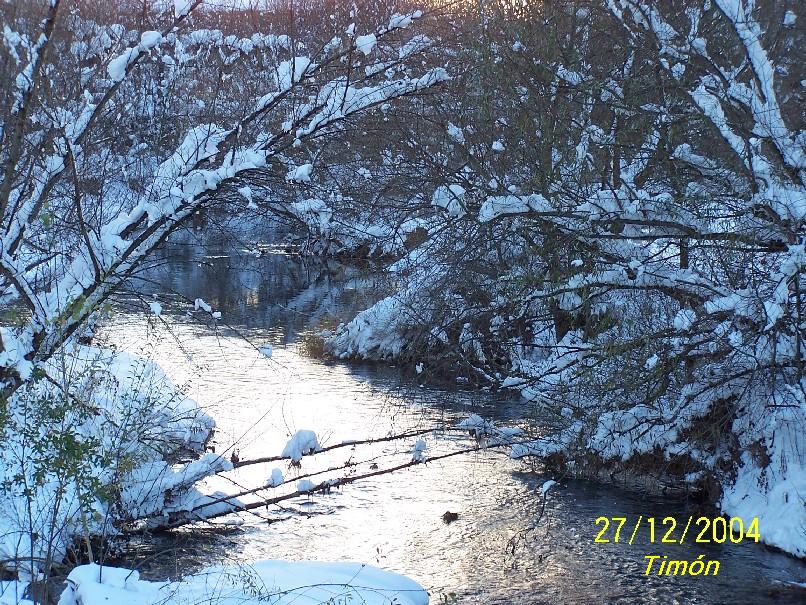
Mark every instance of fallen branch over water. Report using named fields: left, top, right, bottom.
left=150, top=438, right=520, bottom=531
left=231, top=427, right=437, bottom=469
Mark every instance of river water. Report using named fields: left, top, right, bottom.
left=104, top=236, right=806, bottom=605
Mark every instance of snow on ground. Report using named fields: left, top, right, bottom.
left=326, top=294, right=414, bottom=359
left=0, top=582, right=32, bottom=605
left=720, top=391, right=806, bottom=558
left=58, top=561, right=429, bottom=605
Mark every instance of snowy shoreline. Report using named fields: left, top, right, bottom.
left=55, top=561, right=428, bottom=605
left=325, top=308, right=806, bottom=560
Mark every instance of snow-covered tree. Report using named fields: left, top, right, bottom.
left=0, top=0, right=446, bottom=400
left=326, top=0, right=806, bottom=556
left=0, top=0, right=448, bottom=582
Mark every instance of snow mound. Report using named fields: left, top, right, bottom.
left=267, top=468, right=284, bottom=487
left=297, top=479, right=316, bottom=493
left=457, top=414, right=523, bottom=442
left=59, top=561, right=428, bottom=605
left=326, top=295, right=416, bottom=359
left=281, top=430, right=321, bottom=462
left=411, top=438, right=427, bottom=463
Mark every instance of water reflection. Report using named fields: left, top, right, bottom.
left=105, top=238, right=806, bottom=605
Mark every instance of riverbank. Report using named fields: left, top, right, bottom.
left=94, top=244, right=806, bottom=604
left=56, top=561, right=428, bottom=605
left=5, top=242, right=805, bottom=604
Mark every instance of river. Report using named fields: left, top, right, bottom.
left=102, top=234, right=806, bottom=605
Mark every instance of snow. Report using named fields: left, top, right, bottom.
left=432, top=184, right=466, bottom=219
left=388, top=11, right=422, bottom=30
left=267, top=468, right=284, bottom=487
left=457, top=414, right=495, bottom=437
left=478, top=193, right=551, bottom=222
left=0, top=582, right=32, bottom=605
left=456, top=414, right=522, bottom=443
left=721, top=393, right=806, bottom=557
left=673, top=309, right=696, bottom=331
left=259, top=344, right=273, bottom=357
left=491, top=140, right=505, bottom=152
left=237, top=186, right=253, bottom=204
left=0, top=346, right=216, bottom=569
left=783, top=10, right=796, bottom=26
left=446, top=122, right=465, bottom=144
left=174, top=0, right=192, bottom=18
left=281, top=430, right=320, bottom=462
left=148, top=301, right=162, bottom=316
left=297, top=479, right=316, bottom=492
left=286, top=163, right=313, bottom=183
left=411, top=438, right=427, bottom=463
left=139, top=31, right=162, bottom=50
left=541, top=480, right=557, bottom=496
left=193, top=298, right=212, bottom=313
left=107, top=47, right=139, bottom=81
left=355, top=34, right=377, bottom=56
left=326, top=295, right=415, bottom=359
left=275, top=57, right=311, bottom=91
left=58, top=561, right=428, bottom=605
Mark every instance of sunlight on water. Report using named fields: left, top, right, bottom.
left=103, top=242, right=806, bottom=604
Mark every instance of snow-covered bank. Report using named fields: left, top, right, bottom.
left=57, top=561, right=428, bottom=605
left=329, top=298, right=806, bottom=559
left=324, top=230, right=806, bottom=561
left=0, top=345, right=221, bottom=574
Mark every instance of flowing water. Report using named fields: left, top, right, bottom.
left=105, top=235, right=806, bottom=605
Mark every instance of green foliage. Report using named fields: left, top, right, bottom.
left=12, top=378, right=108, bottom=510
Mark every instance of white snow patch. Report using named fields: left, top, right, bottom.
left=784, top=10, right=796, bottom=26
left=107, top=47, right=139, bottom=82
left=286, top=163, right=313, bottom=183
left=447, top=122, right=465, bottom=144
left=139, top=31, right=162, bottom=50
left=432, top=184, right=466, bottom=219
left=174, top=0, right=192, bottom=18
left=193, top=298, right=212, bottom=313
left=355, top=34, right=377, bottom=56
left=267, top=468, right=284, bottom=487
left=281, top=430, right=320, bottom=462
left=411, top=438, right=427, bottom=463
left=297, top=479, right=316, bottom=493
left=58, top=561, right=428, bottom=605
left=673, top=309, right=696, bottom=331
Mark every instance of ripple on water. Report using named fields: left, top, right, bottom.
left=106, top=243, right=806, bottom=604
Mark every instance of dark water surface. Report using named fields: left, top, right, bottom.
left=105, top=236, right=806, bottom=605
